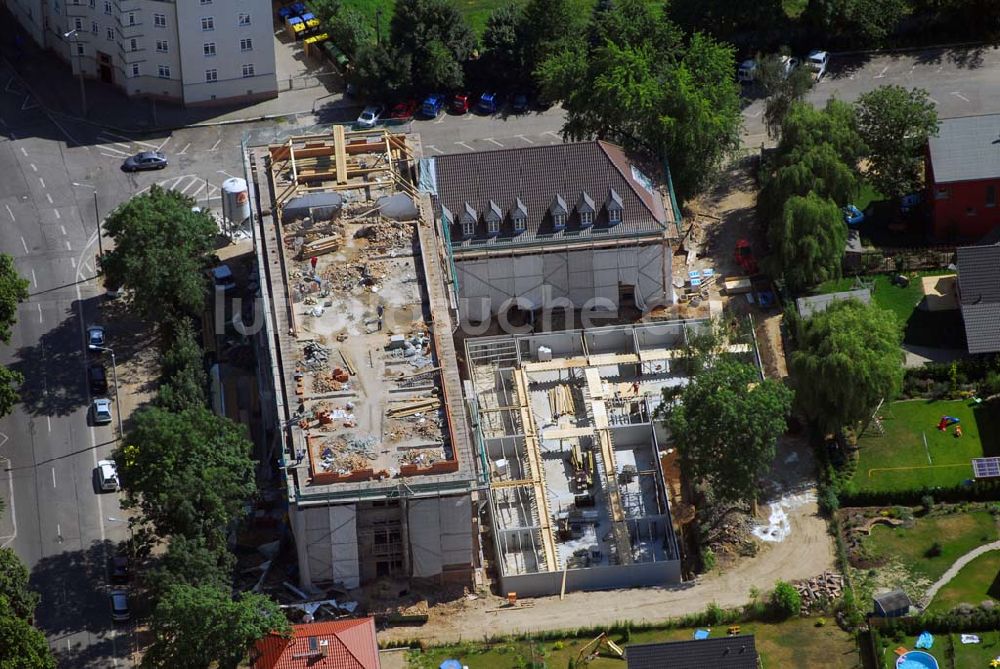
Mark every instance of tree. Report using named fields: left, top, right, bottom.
left=101, top=186, right=217, bottom=322
left=0, top=595, right=56, bottom=669
left=767, top=193, right=847, bottom=291
left=0, top=366, right=22, bottom=420
left=0, top=254, right=28, bottom=345
left=479, top=4, right=526, bottom=91
left=759, top=59, right=815, bottom=139
left=667, top=0, right=786, bottom=48
left=522, top=0, right=587, bottom=80
left=804, top=0, right=908, bottom=47
left=856, top=85, right=939, bottom=200
left=789, top=299, right=903, bottom=434
left=0, top=548, right=39, bottom=620
left=662, top=358, right=793, bottom=505
left=156, top=320, right=207, bottom=412
left=771, top=581, right=802, bottom=618
left=143, top=584, right=288, bottom=669
left=388, top=0, right=475, bottom=92
left=145, top=534, right=236, bottom=599
left=116, top=405, right=256, bottom=541
left=349, top=43, right=412, bottom=100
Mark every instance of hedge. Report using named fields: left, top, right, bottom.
left=838, top=479, right=1000, bottom=507
left=879, top=607, right=1000, bottom=635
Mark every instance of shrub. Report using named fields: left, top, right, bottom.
left=819, top=487, right=840, bottom=515
left=701, top=548, right=716, bottom=572
left=815, top=617, right=826, bottom=627
left=771, top=581, right=802, bottom=619
left=705, top=602, right=725, bottom=625
left=925, top=542, right=943, bottom=558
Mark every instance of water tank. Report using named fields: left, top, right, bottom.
left=221, top=177, right=250, bottom=226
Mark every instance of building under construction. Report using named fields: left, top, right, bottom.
left=242, top=126, right=478, bottom=591
left=464, top=321, right=733, bottom=597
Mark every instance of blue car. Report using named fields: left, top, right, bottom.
left=843, top=204, right=864, bottom=226
left=477, top=92, right=499, bottom=115
left=419, top=95, right=445, bottom=118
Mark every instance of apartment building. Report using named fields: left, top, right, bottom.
left=6, top=0, right=277, bottom=106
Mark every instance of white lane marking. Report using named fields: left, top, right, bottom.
left=30, top=268, right=36, bottom=287
left=38, top=177, right=45, bottom=188
left=543, top=131, right=561, bottom=139
left=36, top=303, right=42, bottom=323
left=516, top=135, right=534, bottom=144
left=30, top=163, right=37, bottom=172
left=217, top=169, right=237, bottom=178
left=6, top=204, right=15, bottom=222
left=60, top=225, right=67, bottom=235
left=951, top=91, right=970, bottom=102
left=209, top=138, right=222, bottom=151
left=51, top=466, right=56, bottom=487
left=21, top=96, right=38, bottom=111
left=113, top=142, right=131, bottom=150
left=64, top=240, right=71, bottom=250
left=0, top=452, right=16, bottom=548
left=169, top=176, right=186, bottom=189
left=54, top=209, right=60, bottom=220
left=100, top=152, right=124, bottom=159
left=47, top=417, right=51, bottom=433
left=190, top=182, right=207, bottom=199
left=99, top=145, right=129, bottom=157
left=19, top=236, right=27, bottom=253
left=19, top=147, right=27, bottom=157
left=156, top=136, right=170, bottom=151
left=434, top=114, right=447, bottom=125
left=874, top=66, right=888, bottom=79
left=45, top=193, right=52, bottom=204
left=455, top=141, right=475, bottom=151
left=71, top=257, right=77, bottom=268
left=179, top=177, right=199, bottom=195
left=425, top=144, right=443, bottom=155
left=56, top=523, right=61, bottom=541
left=483, top=138, right=504, bottom=147
left=177, top=142, right=191, bottom=155
left=84, top=261, right=93, bottom=274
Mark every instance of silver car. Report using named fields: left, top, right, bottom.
left=92, top=398, right=113, bottom=425
left=122, top=151, right=167, bottom=172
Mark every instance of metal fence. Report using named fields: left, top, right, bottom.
left=849, top=246, right=957, bottom=274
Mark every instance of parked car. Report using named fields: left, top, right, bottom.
left=211, top=264, right=236, bottom=292
left=450, top=93, right=471, bottom=114
left=477, top=92, right=500, bottom=115
left=109, top=590, right=130, bottom=622
left=388, top=100, right=418, bottom=121
left=511, top=94, right=529, bottom=114
left=737, top=59, right=757, bottom=83
left=355, top=105, right=384, bottom=129
left=734, top=239, right=759, bottom=275
left=806, top=50, right=828, bottom=80
left=843, top=204, right=865, bottom=226
left=109, top=554, right=130, bottom=584
left=419, top=94, right=445, bottom=118
left=779, top=55, right=800, bottom=78
left=121, top=151, right=167, bottom=172
left=96, top=459, right=119, bottom=491
left=92, top=398, right=113, bottom=426
left=87, top=325, right=106, bottom=351
left=88, top=363, right=108, bottom=394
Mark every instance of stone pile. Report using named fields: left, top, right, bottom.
left=792, top=571, right=844, bottom=614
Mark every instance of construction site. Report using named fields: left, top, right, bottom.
left=243, top=126, right=478, bottom=593
left=463, top=321, right=738, bottom=597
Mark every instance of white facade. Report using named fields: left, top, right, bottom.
left=6, top=0, right=277, bottom=106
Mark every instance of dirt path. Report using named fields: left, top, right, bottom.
left=920, top=541, right=1000, bottom=608
left=380, top=497, right=833, bottom=644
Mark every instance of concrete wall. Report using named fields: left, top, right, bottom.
left=499, top=559, right=681, bottom=598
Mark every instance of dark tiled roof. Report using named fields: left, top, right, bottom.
left=626, top=636, right=759, bottom=669
left=957, top=244, right=1000, bottom=353
left=874, top=589, right=912, bottom=614
left=431, top=141, right=671, bottom=253
left=928, top=113, right=1000, bottom=184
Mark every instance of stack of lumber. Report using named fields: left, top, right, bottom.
left=548, top=385, right=574, bottom=417
left=386, top=398, right=440, bottom=418
left=300, top=234, right=341, bottom=259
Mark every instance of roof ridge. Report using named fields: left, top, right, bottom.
left=436, top=138, right=598, bottom=160
left=596, top=140, right=666, bottom=228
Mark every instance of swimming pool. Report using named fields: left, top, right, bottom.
left=896, top=651, right=939, bottom=669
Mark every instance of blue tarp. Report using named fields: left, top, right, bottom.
left=439, top=661, right=463, bottom=669
left=693, top=629, right=710, bottom=640
left=916, top=631, right=934, bottom=649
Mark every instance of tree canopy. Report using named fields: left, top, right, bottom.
left=804, top=0, right=909, bottom=47
left=0, top=548, right=39, bottom=620
left=156, top=320, right=207, bottom=412
left=0, top=254, right=28, bottom=345
left=143, top=584, right=288, bottom=669
left=663, top=358, right=793, bottom=505
left=856, top=85, right=939, bottom=199
left=0, top=595, right=55, bottom=669
left=101, top=186, right=217, bottom=321
left=144, top=535, right=236, bottom=600
left=767, top=192, right=848, bottom=291
left=789, top=299, right=903, bottom=434
left=116, top=404, right=256, bottom=541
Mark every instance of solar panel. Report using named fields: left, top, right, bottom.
left=972, top=457, right=1000, bottom=479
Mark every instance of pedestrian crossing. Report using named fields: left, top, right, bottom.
left=94, top=129, right=166, bottom=160
left=137, top=174, right=220, bottom=201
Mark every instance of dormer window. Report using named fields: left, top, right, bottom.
left=462, top=219, right=474, bottom=237
left=580, top=211, right=593, bottom=227
left=512, top=197, right=527, bottom=233
left=607, top=188, right=624, bottom=226
left=485, top=200, right=502, bottom=237
left=460, top=202, right=477, bottom=238
left=553, top=213, right=565, bottom=228
left=608, top=208, right=621, bottom=224
left=577, top=191, right=595, bottom=228
left=513, top=216, right=526, bottom=232
left=487, top=219, right=500, bottom=234
left=550, top=194, right=568, bottom=230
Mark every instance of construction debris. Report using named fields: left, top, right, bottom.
left=549, top=385, right=575, bottom=418
left=792, top=571, right=844, bottom=614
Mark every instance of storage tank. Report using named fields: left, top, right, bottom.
left=221, top=177, right=250, bottom=226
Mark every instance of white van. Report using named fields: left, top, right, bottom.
left=807, top=50, right=829, bottom=80
left=96, top=459, right=120, bottom=492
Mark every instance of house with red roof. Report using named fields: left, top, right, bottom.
left=250, top=618, right=381, bottom=669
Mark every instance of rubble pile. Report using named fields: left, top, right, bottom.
left=355, top=217, right=411, bottom=253
left=316, top=434, right=378, bottom=475
left=792, top=571, right=844, bottom=613
left=301, top=341, right=330, bottom=371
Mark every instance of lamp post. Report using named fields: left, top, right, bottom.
left=71, top=182, right=104, bottom=263
left=63, top=29, right=87, bottom=116
left=92, top=345, right=124, bottom=439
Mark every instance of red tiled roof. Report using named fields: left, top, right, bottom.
left=252, top=619, right=381, bottom=669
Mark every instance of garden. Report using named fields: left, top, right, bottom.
left=874, top=630, right=1000, bottom=669
left=928, top=550, right=1000, bottom=614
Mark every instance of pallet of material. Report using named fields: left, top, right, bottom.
left=299, top=235, right=341, bottom=258
left=386, top=399, right=440, bottom=418
left=723, top=276, right=752, bottom=294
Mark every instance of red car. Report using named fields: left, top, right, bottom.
left=734, top=239, right=759, bottom=275
left=389, top=100, right=418, bottom=121
left=450, top=93, right=471, bottom=114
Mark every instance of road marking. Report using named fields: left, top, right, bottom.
left=157, top=136, right=170, bottom=151
left=543, top=131, right=561, bottom=140
left=51, top=466, right=56, bottom=487
left=180, top=177, right=199, bottom=195
left=951, top=91, right=970, bottom=102
left=21, top=96, right=37, bottom=111
left=84, top=261, right=93, bottom=274
left=60, top=224, right=67, bottom=235
left=0, top=450, right=16, bottom=549
left=455, top=141, right=475, bottom=151
left=56, top=523, right=62, bottom=542
left=100, top=152, right=124, bottom=159
left=434, top=114, right=447, bottom=124
left=5, top=204, right=14, bottom=222
left=217, top=169, right=237, bottom=178
left=99, top=145, right=130, bottom=157
left=71, top=257, right=76, bottom=268
left=209, top=138, right=222, bottom=151
left=30, top=163, right=37, bottom=172
left=45, top=193, right=53, bottom=204
left=19, top=147, right=27, bottom=157
left=516, top=135, right=534, bottom=144
left=190, top=182, right=207, bottom=198
left=30, top=268, right=36, bottom=286
left=38, top=177, right=45, bottom=189
left=47, top=417, right=50, bottom=433
left=64, top=240, right=71, bottom=250
left=37, top=303, right=42, bottom=323
left=874, top=66, right=888, bottom=79
left=177, top=142, right=191, bottom=155
left=483, top=137, right=504, bottom=147
left=19, top=236, right=27, bottom=253
left=54, top=209, right=60, bottom=219
left=427, top=145, right=444, bottom=154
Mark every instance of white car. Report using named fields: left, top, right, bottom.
left=779, top=55, right=801, bottom=77
left=807, top=50, right=828, bottom=80
left=96, top=459, right=120, bottom=492
left=92, top=398, right=113, bottom=425
left=737, top=59, right=757, bottom=83
left=356, top=105, right=384, bottom=128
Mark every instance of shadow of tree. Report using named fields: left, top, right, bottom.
left=30, top=539, right=118, bottom=639
left=826, top=54, right=874, bottom=81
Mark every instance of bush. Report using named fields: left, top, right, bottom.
left=925, top=541, right=943, bottom=558
left=819, top=486, right=840, bottom=515
left=701, top=547, right=716, bottom=572
left=705, top=602, right=725, bottom=625
left=771, top=581, right=802, bottom=619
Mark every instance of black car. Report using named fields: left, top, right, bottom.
left=122, top=151, right=168, bottom=172
left=109, top=554, right=130, bottom=584
left=512, top=94, right=529, bottom=113
left=88, top=364, right=108, bottom=394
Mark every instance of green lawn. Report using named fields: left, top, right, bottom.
left=845, top=399, right=987, bottom=493
left=407, top=618, right=859, bottom=669
left=928, top=550, right=1000, bottom=614
left=862, top=511, right=999, bottom=583
left=876, top=632, right=1000, bottom=669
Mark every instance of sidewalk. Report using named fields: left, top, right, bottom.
left=0, top=9, right=356, bottom=134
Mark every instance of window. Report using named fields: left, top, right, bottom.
left=240, top=37, right=253, bottom=52
left=76, top=42, right=84, bottom=55
left=200, top=0, right=212, bottom=4
left=153, top=13, right=165, bottom=27
left=553, top=213, right=566, bottom=228
left=203, top=42, right=216, bottom=56
left=201, top=16, right=214, bottom=31
left=104, top=0, right=111, bottom=14
left=513, top=216, right=526, bottom=232
left=158, top=65, right=170, bottom=78
left=127, top=12, right=135, bottom=26
left=74, top=17, right=82, bottom=31
left=106, top=27, right=114, bottom=40
left=91, top=20, right=98, bottom=34
left=205, top=68, right=218, bottom=82
left=487, top=219, right=499, bottom=234
left=608, top=208, right=621, bottom=224
left=89, top=0, right=94, bottom=7
left=988, top=185, right=997, bottom=208
left=241, top=63, right=255, bottom=78
left=155, top=40, right=167, bottom=53
left=130, top=62, right=139, bottom=77
left=934, top=187, right=950, bottom=200
left=238, top=13, right=251, bottom=26
left=580, top=211, right=593, bottom=227
left=129, top=38, right=137, bottom=52
left=461, top=220, right=474, bottom=237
